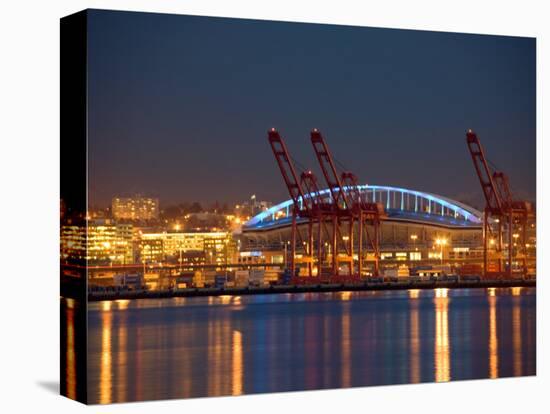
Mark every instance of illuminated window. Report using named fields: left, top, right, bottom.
left=395, top=252, right=407, bottom=261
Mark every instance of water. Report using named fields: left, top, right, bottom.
left=77, top=287, right=535, bottom=404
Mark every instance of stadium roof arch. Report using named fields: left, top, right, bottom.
left=244, top=185, right=483, bottom=232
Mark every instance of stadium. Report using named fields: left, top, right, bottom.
left=240, top=184, right=484, bottom=272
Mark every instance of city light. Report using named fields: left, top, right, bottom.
left=112, top=196, right=159, bottom=221
left=410, top=234, right=418, bottom=251
left=434, top=238, right=447, bottom=265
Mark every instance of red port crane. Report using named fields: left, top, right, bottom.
left=268, top=128, right=308, bottom=277
left=310, top=129, right=385, bottom=277
left=268, top=128, right=332, bottom=279
left=465, top=129, right=533, bottom=278
left=310, top=129, right=352, bottom=275
left=268, top=128, right=385, bottom=281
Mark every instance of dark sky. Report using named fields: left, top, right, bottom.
left=87, top=9, right=536, bottom=210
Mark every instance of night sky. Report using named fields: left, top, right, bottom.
left=87, top=9, right=536, bottom=210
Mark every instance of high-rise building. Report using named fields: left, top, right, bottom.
left=112, top=196, right=159, bottom=221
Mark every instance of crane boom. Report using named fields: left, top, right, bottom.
left=466, top=130, right=503, bottom=214
left=492, top=171, right=513, bottom=210
left=268, top=128, right=309, bottom=215
left=300, top=170, right=324, bottom=211
left=340, top=171, right=366, bottom=211
left=310, top=129, right=350, bottom=211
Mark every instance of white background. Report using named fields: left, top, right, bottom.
left=0, top=0, right=548, bottom=412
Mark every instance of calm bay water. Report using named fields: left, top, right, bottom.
left=77, top=287, right=535, bottom=404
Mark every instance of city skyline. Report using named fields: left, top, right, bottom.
left=87, top=10, right=536, bottom=208
left=87, top=193, right=269, bottom=214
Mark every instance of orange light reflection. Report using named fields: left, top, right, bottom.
left=488, top=295, right=499, bottom=379
left=434, top=289, right=450, bottom=382
left=65, top=305, right=76, bottom=399
left=513, top=295, right=522, bottom=376
left=341, top=305, right=351, bottom=388
left=99, top=309, right=112, bottom=404
left=410, top=298, right=420, bottom=383
left=232, top=330, right=243, bottom=396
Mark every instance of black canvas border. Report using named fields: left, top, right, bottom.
left=60, top=9, right=88, bottom=404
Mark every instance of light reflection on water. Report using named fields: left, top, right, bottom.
left=116, top=309, right=127, bottom=403
left=64, top=300, right=76, bottom=400
left=434, top=288, right=450, bottom=382
left=513, top=295, right=522, bottom=377
left=488, top=294, right=499, bottom=379
left=409, top=289, right=420, bottom=384
left=341, top=302, right=351, bottom=388
left=84, top=287, right=536, bottom=404
left=99, top=309, right=112, bottom=404
left=232, top=330, right=243, bottom=396
left=60, top=297, right=86, bottom=401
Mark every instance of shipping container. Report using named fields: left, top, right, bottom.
left=113, top=273, right=143, bottom=289
left=279, top=269, right=293, bottom=285
left=458, top=263, right=483, bottom=276
left=264, top=269, right=280, bottom=283
left=202, top=270, right=217, bottom=286
left=235, top=270, right=249, bottom=287
left=193, top=271, right=204, bottom=288
left=215, top=275, right=227, bottom=288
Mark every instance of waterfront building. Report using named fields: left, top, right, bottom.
left=60, top=219, right=134, bottom=265
left=139, top=231, right=237, bottom=264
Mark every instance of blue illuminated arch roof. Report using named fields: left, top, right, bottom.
left=245, top=185, right=482, bottom=229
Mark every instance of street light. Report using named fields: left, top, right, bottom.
left=435, top=238, right=447, bottom=265
left=410, top=234, right=418, bottom=251
left=284, top=241, right=290, bottom=269
left=325, top=241, right=331, bottom=263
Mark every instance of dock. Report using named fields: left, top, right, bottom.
left=87, top=278, right=536, bottom=301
